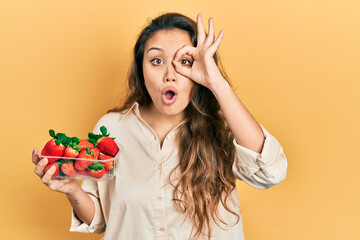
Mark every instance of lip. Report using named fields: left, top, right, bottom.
left=161, top=86, right=178, bottom=105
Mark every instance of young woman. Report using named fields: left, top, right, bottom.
left=33, top=13, right=287, bottom=240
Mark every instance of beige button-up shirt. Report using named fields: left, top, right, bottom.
left=70, top=102, right=288, bottom=239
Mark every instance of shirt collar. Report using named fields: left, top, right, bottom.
left=120, top=102, right=139, bottom=120
left=123, top=102, right=187, bottom=140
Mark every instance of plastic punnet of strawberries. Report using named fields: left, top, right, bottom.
left=40, top=126, right=120, bottom=181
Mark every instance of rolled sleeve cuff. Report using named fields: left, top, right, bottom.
left=232, top=124, right=287, bottom=188
left=69, top=194, right=106, bottom=234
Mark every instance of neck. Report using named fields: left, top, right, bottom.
left=139, top=103, right=185, bottom=145
left=140, top=103, right=184, bottom=129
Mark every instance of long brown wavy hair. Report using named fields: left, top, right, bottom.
left=109, top=13, right=239, bottom=239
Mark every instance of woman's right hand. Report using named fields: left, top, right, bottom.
left=32, top=148, right=81, bottom=195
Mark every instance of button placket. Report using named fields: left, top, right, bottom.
left=154, top=147, right=167, bottom=239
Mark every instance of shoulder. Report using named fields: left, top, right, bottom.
left=92, top=105, right=137, bottom=134
left=92, top=112, right=123, bottom=134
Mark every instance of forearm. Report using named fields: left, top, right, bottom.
left=66, top=188, right=95, bottom=225
left=209, top=78, right=265, bottom=153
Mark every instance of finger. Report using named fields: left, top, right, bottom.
left=208, top=29, right=225, bottom=55
left=172, top=60, right=192, bottom=79
left=196, top=13, right=206, bottom=46
left=204, top=17, right=215, bottom=47
left=32, top=148, right=41, bottom=165
left=42, top=165, right=56, bottom=184
left=34, top=157, right=48, bottom=177
left=174, top=45, right=197, bottom=61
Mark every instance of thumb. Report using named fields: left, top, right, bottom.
left=172, top=60, right=192, bottom=78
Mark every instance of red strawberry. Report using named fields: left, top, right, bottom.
left=64, top=146, right=79, bottom=158
left=89, top=168, right=105, bottom=179
left=88, top=162, right=105, bottom=179
left=44, top=161, right=60, bottom=177
left=63, top=137, right=81, bottom=158
left=75, top=148, right=95, bottom=171
left=60, top=161, right=76, bottom=178
left=77, top=169, right=89, bottom=176
left=79, top=139, right=94, bottom=151
left=88, top=126, right=119, bottom=157
left=99, top=154, right=114, bottom=171
left=97, top=137, right=119, bottom=157
left=41, top=130, right=68, bottom=163
left=92, top=147, right=100, bottom=159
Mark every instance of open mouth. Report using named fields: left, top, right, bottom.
left=162, top=88, right=177, bottom=105
left=164, top=90, right=175, bottom=100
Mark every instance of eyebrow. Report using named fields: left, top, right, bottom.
left=147, top=47, right=163, bottom=53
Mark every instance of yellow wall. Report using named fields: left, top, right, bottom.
left=1, top=0, right=359, bottom=239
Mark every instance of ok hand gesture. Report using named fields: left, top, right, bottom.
left=173, top=14, right=227, bottom=90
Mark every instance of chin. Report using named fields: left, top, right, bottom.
left=157, top=102, right=189, bottom=117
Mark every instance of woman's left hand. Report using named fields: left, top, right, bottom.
left=172, top=14, right=227, bottom=90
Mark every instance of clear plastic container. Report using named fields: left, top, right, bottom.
left=40, top=149, right=121, bottom=181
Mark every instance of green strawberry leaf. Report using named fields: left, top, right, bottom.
left=71, top=137, right=80, bottom=144
left=73, top=145, right=81, bottom=152
left=63, top=137, right=71, bottom=146
left=88, top=161, right=104, bottom=171
left=88, top=132, right=97, bottom=139
left=87, top=137, right=97, bottom=146
left=55, top=138, right=62, bottom=145
left=58, top=159, right=65, bottom=165
left=85, top=147, right=91, bottom=155
left=100, top=126, right=108, bottom=136
left=59, top=170, right=66, bottom=176
left=56, top=133, right=66, bottom=139
left=49, top=129, right=56, bottom=138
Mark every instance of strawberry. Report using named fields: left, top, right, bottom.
left=77, top=169, right=90, bottom=176
left=88, top=126, right=119, bottom=157
left=88, top=162, right=105, bottom=179
left=99, top=154, right=114, bottom=171
left=75, top=148, right=96, bottom=171
left=92, top=147, right=100, bottom=159
left=79, top=139, right=94, bottom=151
left=60, top=160, right=76, bottom=178
left=41, top=130, right=68, bottom=163
left=63, top=137, right=81, bottom=158
left=44, top=161, right=60, bottom=177
left=64, top=147, right=78, bottom=158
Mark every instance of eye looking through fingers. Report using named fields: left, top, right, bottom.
left=180, top=58, right=192, bottom=66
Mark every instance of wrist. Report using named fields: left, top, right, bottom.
left=208, top=76, right=231, bottom=97
left=65, top=183, right=82, bottom=198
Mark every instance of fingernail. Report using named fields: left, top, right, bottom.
left=42, top=158, right=48, bottom=164
left=49, top=166, right=56, bottom=172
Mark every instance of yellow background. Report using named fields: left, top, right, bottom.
left=1, top=0, right=359, bottom=239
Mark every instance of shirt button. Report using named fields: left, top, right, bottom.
left=157, top=164, right=161, bottom=169
left=159, top=227, right=165, bottom=232
left=157, top=195, right=162, bottom=200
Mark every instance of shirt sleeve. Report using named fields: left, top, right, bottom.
left=232, top=124, right=288, bottom=189
left=69, top=180, right=106, bottom=234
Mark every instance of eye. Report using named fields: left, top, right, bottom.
left=151, top=58, right=163, bottom=65
left=180, top=59, right=192, bottom=66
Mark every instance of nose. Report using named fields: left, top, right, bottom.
left=163, top=63, right=176, bottom=82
